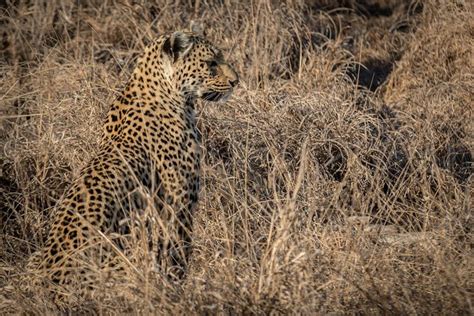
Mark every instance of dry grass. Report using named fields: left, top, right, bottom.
left=0, top=0, right=472, bottom=314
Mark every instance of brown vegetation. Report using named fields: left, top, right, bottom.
left=0, top=0, right=472, bottom=313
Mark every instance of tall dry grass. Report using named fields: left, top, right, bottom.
left=0, top=0, right=472, bottom=314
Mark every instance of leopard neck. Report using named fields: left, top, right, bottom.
left=101, top=50, right=197, bottom=144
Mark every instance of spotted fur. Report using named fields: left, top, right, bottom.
left=27, top=27, right=238, bottom=305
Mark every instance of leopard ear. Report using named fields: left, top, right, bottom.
left=190, top=20, right=205, bottom=37
left=163, top=31, right=193, bottom=62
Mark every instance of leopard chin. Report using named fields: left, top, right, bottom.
left=201, top=90, right=232, bottom=102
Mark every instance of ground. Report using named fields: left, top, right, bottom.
left=0, top=0, right=472, bottom=314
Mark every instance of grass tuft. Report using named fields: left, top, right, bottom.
left=0, top=0, right=472, bottom=313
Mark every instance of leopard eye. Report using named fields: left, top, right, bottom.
left=208, top=60, right=218, bottom=76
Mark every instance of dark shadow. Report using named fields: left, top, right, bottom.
left=436, top=143, right=473, bottom=183
left=314, top=142, right=348, bottom=182
left=348, top=58, right=394, bottom=91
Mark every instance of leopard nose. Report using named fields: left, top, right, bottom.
left=229, top=77, right=239, bottom=87
left=222, top=64, right=239, bottom=87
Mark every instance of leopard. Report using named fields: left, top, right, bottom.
left=26, top=24, right=238, bottom=307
